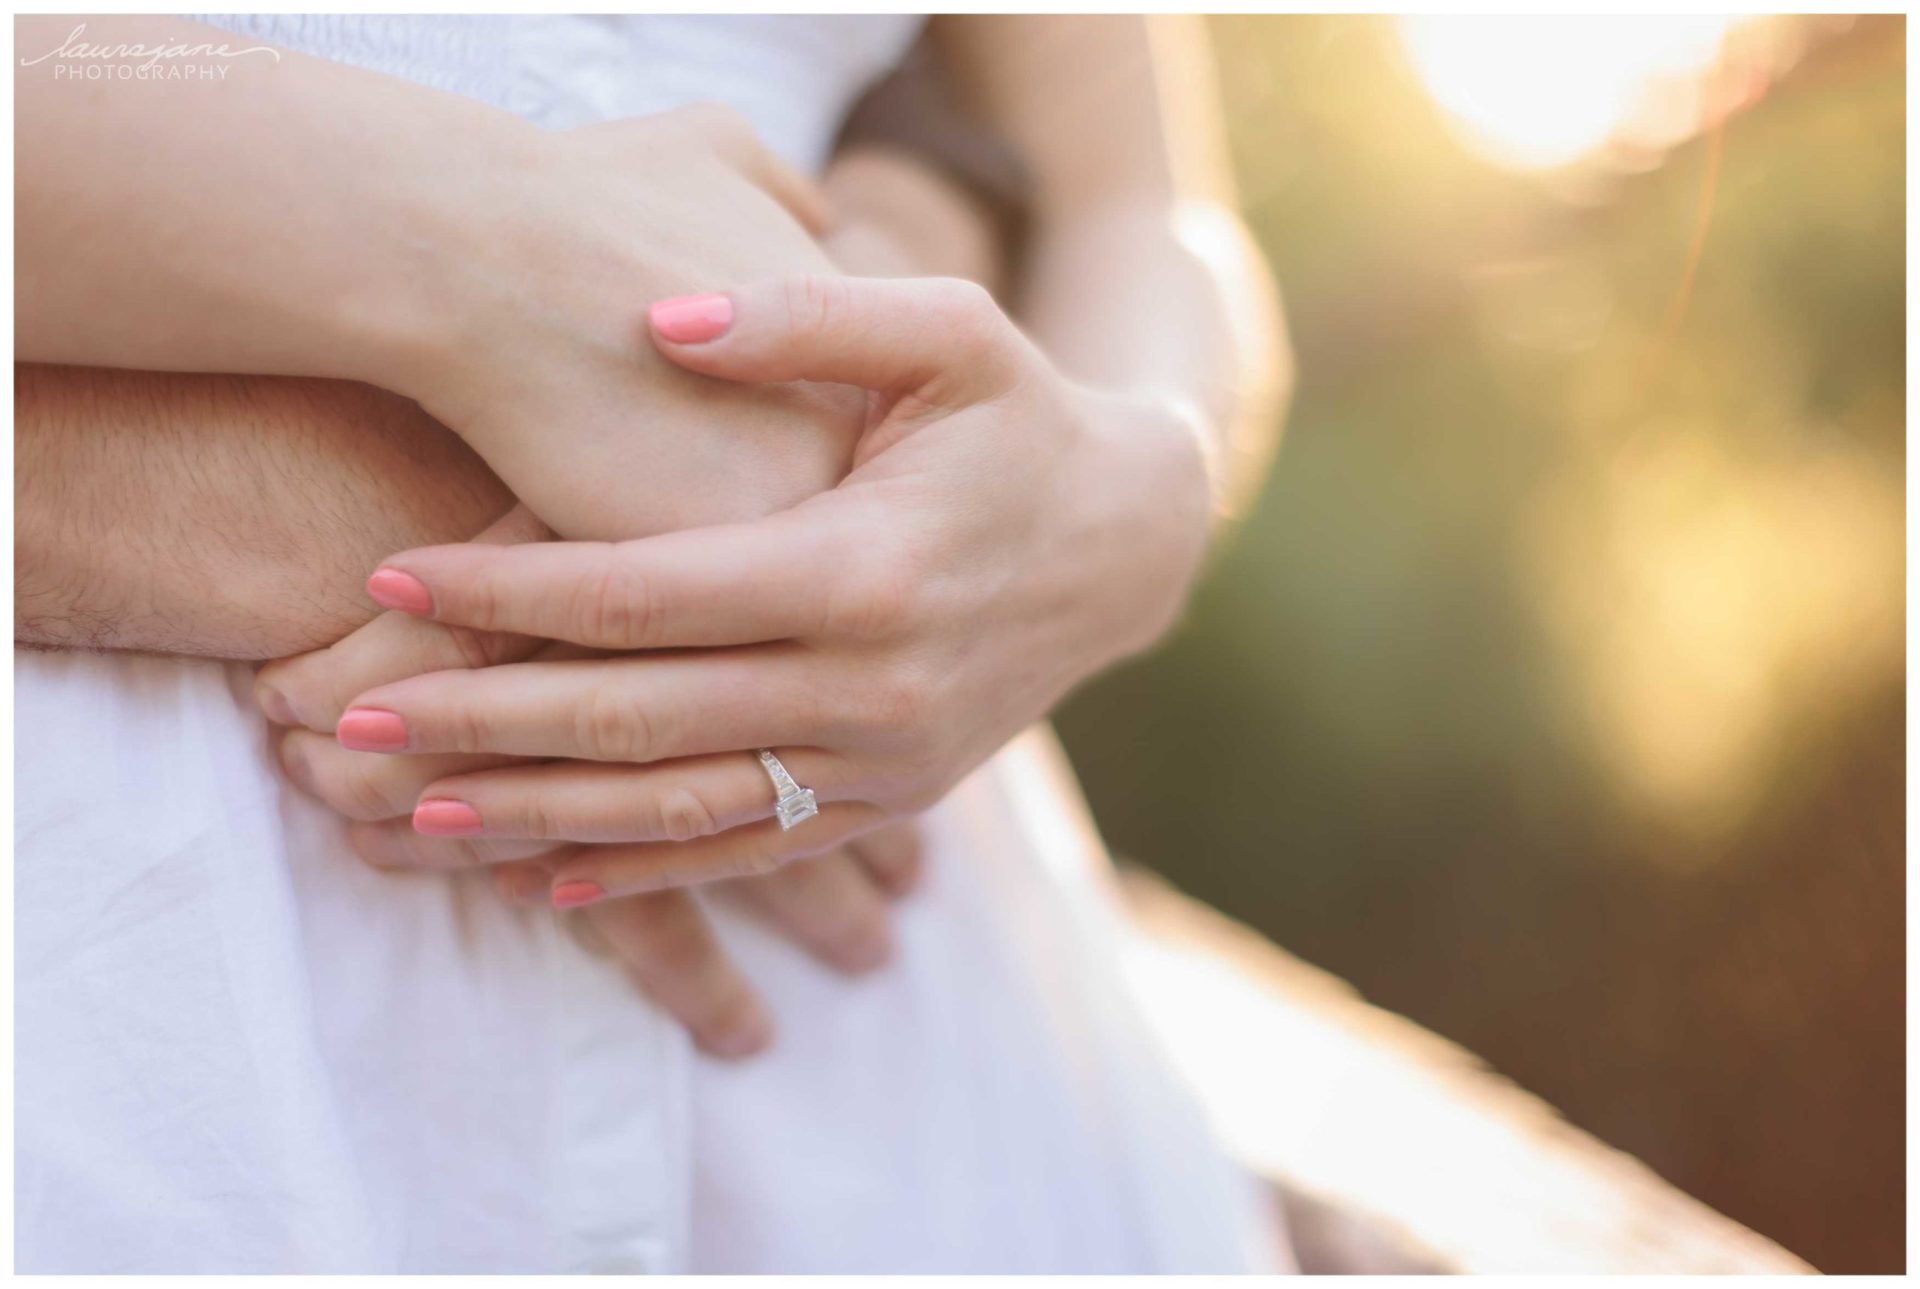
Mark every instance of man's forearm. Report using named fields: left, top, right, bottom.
left=16, top=365, right=510, bottom=660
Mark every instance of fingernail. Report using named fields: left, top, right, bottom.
left=551, top=880, right=605, bottom=910
left=413, top=798, right=483, bottom=837
left=276, top=730, right=311, bottom=784
left=367, top=567, right=434, bottom=615
left=835, top=929, right=895, bottom=975
left=337, top=708, right=409, bottom=752
left=255, top=681, right=299, bottom=726
left=704, top=1005, right=775, bottom=1060
left=649, top=293, right=733, bottom=344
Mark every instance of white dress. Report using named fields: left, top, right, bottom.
left=13, top=16, right=1278, bottom=1274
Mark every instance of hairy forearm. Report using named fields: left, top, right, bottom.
left=15, top=365, right=510, bottom=659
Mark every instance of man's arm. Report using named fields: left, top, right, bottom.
left=15, top=366, right=509, bottom=659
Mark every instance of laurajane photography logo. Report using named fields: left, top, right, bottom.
left=21, top=22, right=280, bottom=80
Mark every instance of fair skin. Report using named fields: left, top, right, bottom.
left=17, top=16, right=1286, bottom=1051
left=274, top=16, right=1287, bottom=900
left=17, top=16, right=858, bottom=540
left=16, top=16, right=994, bottom=1054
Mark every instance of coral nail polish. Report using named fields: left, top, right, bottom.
left=413, top=798, right=483, bottom=837
left=551, top=880, right=606, bottom=910
left=649, top=293, right=733, bottom=344
left=337, top=708, right=409, bottom=752
left=367, top=568, right=434, bottom=616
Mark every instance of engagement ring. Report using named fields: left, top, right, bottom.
left=756, top=749, right=818, bottom=830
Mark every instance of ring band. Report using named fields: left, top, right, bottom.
left=756, top=749, right=819, bottom=831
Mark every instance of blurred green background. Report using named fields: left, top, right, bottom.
left=1056, top=15, right=1904, bottom=1275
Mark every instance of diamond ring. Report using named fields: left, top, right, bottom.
left=756, top=749, right=818, bottom=831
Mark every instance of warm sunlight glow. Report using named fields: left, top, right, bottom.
left=1398, top=16, right=1741, bottom=169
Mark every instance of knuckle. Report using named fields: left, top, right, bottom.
left=452, top=562, right=507, bottom=635
left=516, top=794, right=566, bottom=843
left=262, top=656, right=335, bottom=728
left=439, top=691, right=494, bottom=755
left=446, top=839, right=493, bottom=869
left=330, top=755, right=413, bottom=821
left=929, top=277, right=1018, bottom=384
left=577, top=688, right=655, bottom=763
left=733, top=843, right=786, bottom=880
left=569, top=553, right=653, bottom=647
left=930, top=275, right=996, bottom=324
left=780, top=275, right=851, bottom=350
left=440, top=623, right=509, bottom=672
left=931, top=278, right=999, bottom=341
left=656, top=785, right=719, bottom=843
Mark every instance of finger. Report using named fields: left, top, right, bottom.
left=846, top=818, right=927, bottom=898
left=723, top=850, right=894, bottom=973
left=364, top=508, right=865, bottom=651
left=583, top=888, right=774, bottom=1059
left=493, top=857, right=554, bottom=907
left=414, top=747, right=853, bottom=843
left=546, top=802, right=890, bottom=903
left=349, top=818, right=569, bottom=872
left=338, top=648, right=841, bottom=764
left=256, top=506, right=553, bottom=730
left=277, top=727, right=529, bottom=822
left=647, top=275, right=1029, bottom=406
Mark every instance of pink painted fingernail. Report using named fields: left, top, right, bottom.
left=551, top=880, right=606, bottom=910
left=367, top=567, right=434, bottom=615
left=413, top=798, right=483, bottom=837
left=649, top=293, right=733, bottom=344
left=337, top=708, right=409, bottom=752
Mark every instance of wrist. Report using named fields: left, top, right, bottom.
left=327, top=107, right=550, bottom=403
left=1067, top=383, right=1217, bottom=664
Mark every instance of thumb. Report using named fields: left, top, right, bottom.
left=647, top=276, right=1027, bottom=405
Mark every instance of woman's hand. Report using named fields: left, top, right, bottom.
left=246, top=144, right=1008, bottom=1054
left=19, top=20, right=862, bottom=544
left=333, top=274, right=1216, bottom=903
left=389, top=106, right=868, bottom=542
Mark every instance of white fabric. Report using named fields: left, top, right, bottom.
left=15, top=15, right=1278, bottom=1273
